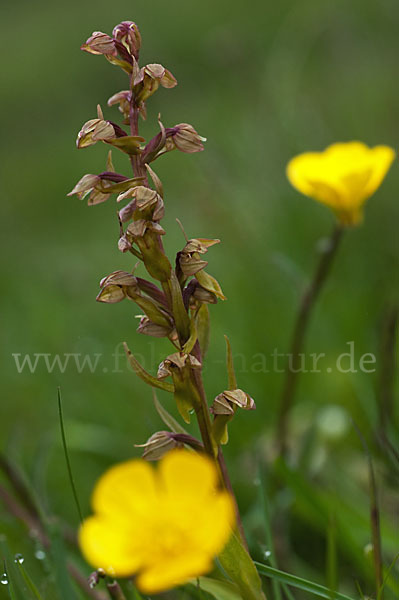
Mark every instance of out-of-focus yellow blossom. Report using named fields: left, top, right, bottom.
left=79, top=450, right=235, bottom=594
left=286, top=142, right=395, bottom=226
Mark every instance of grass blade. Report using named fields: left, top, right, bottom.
left=1, top=538, right=26, bottom=600
left=57, top=387, right=83, bottom=524
left=14, top=562, right=44, bottom=600
left=255, top=562, right=356, bottom=600
left=378, top=552, right=399, bottom=600
left=352, top=422, right=383, bottom=598
left=326, top=512, right=337, bottom=597
left=258, top=464, right=284, bottom=600
left=3, top=559, right=17, bottom=600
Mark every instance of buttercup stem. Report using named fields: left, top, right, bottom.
left=276, top=223, right=344, bottom=456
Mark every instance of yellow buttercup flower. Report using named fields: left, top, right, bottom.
left=286, top=141, right=395, bottom=226
left=79, top=450, right=235, bottom=594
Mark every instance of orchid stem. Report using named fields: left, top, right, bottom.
left=125, top=44, right=249, bottom=553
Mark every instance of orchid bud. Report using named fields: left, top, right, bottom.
left=68, top=173, right=112, bottom=206
left=195, top=269, right=226, bottom=300
left=76, top=118, right=116, bottom=149
left=179, top=252, right=208, bottom=277
left=192, top=284, right=217, bottom=304
left=137, top=317, right=173, bottom=338
left=96, top=270, right=140, bottom=303
left=166, top=123, right=206, bottom=154
left=113, top=21, right=141, bottom=59
left=127, top=220, right=165, bottom=240
left=68, top=172, right=139, bottom=206
left=134, top=63, right=177, bottom=103
left=136, top=431, right=203, bottom=461
left=81, top=31, right=117, bottom=56
left=136, top=431, right=184, bottom=461
left=118, top=200, right=136, bottom=223
left=118, top=186, right=164, bottom=221
left=177, top=237, right=220, bottom=279
left=157, top=353, right=202, bottom=423
left=211, top=389, right=256, bottom=415
left=107, top=90, right=131, bottom=121
left=96, top=284, right=126, bottom=304
left=184, top=238, right=220, bottom=253
left=99, top=271, right=138, bottom=288
left=68, top=174, right=100, bottom=199
left=118, top=234, right=132, bottom=253
left=143, top=123, right=205, bottom=163
left=211, top=389, right=256, bottom=445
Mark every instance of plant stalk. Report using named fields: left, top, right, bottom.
left=125, top=51, right=262, bottom=596
left=276, top=224, right=343, bottom=456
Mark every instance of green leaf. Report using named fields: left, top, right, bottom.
left=153, top=392, right=189, bottom=435
left=218, top=532, right=265, bottom=600
left=169, top=271, right=191, bottom=343
left=191, top=577, right=242, bottom=600
left=195, top=270, right=226, bottom=300
left=105, top=54, right=133, bottom=74
left=106, top=136, right=145, bottom=155
left=106, top=150, right=115, bottom=172
left=99, top=177, right=144, bottom=194
left=134, top=296, right=172, bottom=329
left=197, top=304, right=210, bottom=358
left=183, top=312, right=198, bottom=354
left=254, top=563, right=356, bottom=600
left=212, top=415, right=230, bottom=446
left=145, top=164, right=164, bottom=198
left=123, top=342, right=174, bottom=393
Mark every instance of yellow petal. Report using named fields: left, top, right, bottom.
left=92, top=459, right=157, bottom=519
left=136, top=554, right=212, bottom=594
left=286, top=152, right=347, bottom=208
left=191, top=491, right=235, bottom=555
left=362, top=145, right=396, bottom=199
left=286, top=141, right=395, bottom=226
left=79, top=515, right=143, bottom=577
left=159, top=450, right=218, bottom=500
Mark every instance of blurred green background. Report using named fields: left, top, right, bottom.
left=2, top=0, right=399, bottom=597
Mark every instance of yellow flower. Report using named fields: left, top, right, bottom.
left=286, top=141, right=395, bottom=226
left=79, top=450, right=235, bottom=594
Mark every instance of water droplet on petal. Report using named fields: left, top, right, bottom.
left=0, top=574, right=8, bottom=585
left=14, top=553, right=24, bottom=564
left=264, top=550, right=272, bottom=559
